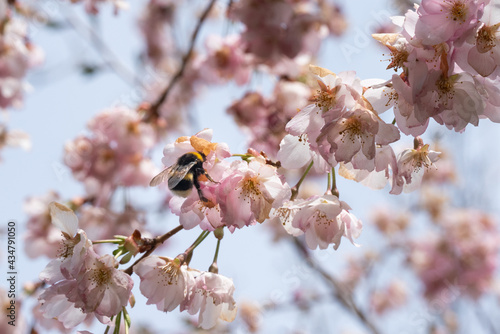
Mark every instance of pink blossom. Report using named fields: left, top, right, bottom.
left=39, top=280, right=88, bottom=329
left=134, top=256, right=194, bottom=312
left=75, top=252, right=133, bottom=317
left=415, top=0, right=486, bottom=45
left=370, top=207, right=410, bottom=235
left=39, top=203, right=93, bottom=283
left=391, top=142, right=440, bottom=194
left=38, top=203, right=133, bottom=326
left=0, top=16, right=42, bottom=109
left=73, top=0, right=129, bottom=15
left=316, top=105, right=400, bottom=170
left=169, top=182, right=224, bottom=231
left=286, top=70, right=363, bottom=147
left=0, top=124, right=31, bottom=160
left=181, top=272, right=237, bottom=329
left=87, top=106, right=156, bottom=155
left=277, top=134, right=330, bottom=173
left=370, top=280, right=407, bottom=314
left=78, top=204, right=146, bottom=241
left=276, top=195, right=362, bottom=250
left=229, top=0, right=326, bottom=64
left=64, top=108, right=159, bottom=196
left=23, top=191, right=63, bottom=258
left=462, top=2, right=500, bottom=77
left=197, top=35, right=252, bottom=85
left=227, top=80, right=311, bottom=157
left=216, top=159, right=291, bottom=230
left=409, top=209, right=500, bottom=299
left=431, top=72, right=486, bottom=131
left=138, top=0, right=176, bottom=68
left=337, top=145, right=398, bottom=190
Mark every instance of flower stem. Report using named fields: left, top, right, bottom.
left=123, top=307, right=131, bottom=334
left=123, top=224, right=184, bottom=275
left=213, top=238, right=221, bottom=264
left=92, top=239, right=122, bottom=244
left=113, top=310, right=122, bottom=334
left=330, top=167, right=339, bottom=197
left=185, top=230, right=210, bottom=255
left=291, top=161, right=314, bottom=200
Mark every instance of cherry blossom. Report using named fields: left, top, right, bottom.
left=138, top=0, right=177, bottom=68
left=316, top=105, right=400, bottom=170
left=0, top=124, right=30, bottom=160
left=277, top=134, right=330, bottom=173
left=229, top=0, right=328, bottom=64
left=23, top=192, right=63, bottom=259
left=276, top=194, right=362, bottom=250
left=72, top=0, right=129, bottom=15
left=169, top=181, right=224, bottom=231
left=216, top=159, right=291, bottom=230
left=409, top=209, right=499, bottom=299
left=74, top=252, right=133, bottom=317
left=181, top=271, right=237, bottom=329
left=0, top=14, right=42, bottom=109
left=391, top=138, right=440, bottom=194
left=197, top=34, right=252, bottom=85
left=134, top=256, right=194, bottom=312
left=415, top=0, right=487, bottom=46
left=38, top=203, right=133, bottom=326
left=370, top=280, right=407, bottom=314
left=286, top=69, right=363, bottom=147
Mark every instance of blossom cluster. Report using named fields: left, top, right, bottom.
left=409, top=208, right=500, bottom=299
left=18, top=0, right=500, bottom=332
left=134, top=256, right=237, bottom=330
left=0, top=2, right=42, bottom=160
left=38, top=203, right=134, bottom=328
left=37, top=202, right=238, bottom=331
left=278, top=66, right=441, bottom=194
left=0, top=3, right=42, bottom=110
left=371, top=0, right=500, bottom=135
left=63, top=106, right=158, bottom=202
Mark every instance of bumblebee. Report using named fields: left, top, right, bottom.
left=150, top=151, right=215, bottom=202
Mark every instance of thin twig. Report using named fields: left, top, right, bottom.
left=123, top=224, right=184, bottom=275
left=146, top=0, right=217, bottom=120
left=292, top=237, right=381, bottom=334
left=62, top=7, right=145, bottom=88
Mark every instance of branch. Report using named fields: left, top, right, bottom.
left=123, top=224, right=184, bottom=275
left=146, top=0, right=217, bottom=120
left=62, top=7, right=145, bottom=88
left=292, top=237, right=381, bottom=334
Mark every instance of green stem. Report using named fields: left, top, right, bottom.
left=114, top=250, right=123, bottom=260
left=291, top=161, right=314, bottom=200
left=213, top=238, right=221, bottom=264
left=185, top=230, right=210, bottom=254
left=113, top=311, right=122, bottom=334
left=123, top=307, right=131, bottom=334
left=327, top=170, right=332, bottom=193
left=93, top=239, right=122, bottom=244
left=330, top=168, right=339, bottom=197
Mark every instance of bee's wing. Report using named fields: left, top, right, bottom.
left=167, top=161, right=198, bottom=189
left=149, top=167, right=173, bottom=187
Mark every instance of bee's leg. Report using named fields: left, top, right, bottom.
left=205, top=171, right=218, bottom=184
left=193, top=176, right=209, bottom=202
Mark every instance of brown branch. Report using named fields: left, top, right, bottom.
left=123, top=224, right=184, bottom=275
left=146, top=0, right=217, bottom=120
left=292, top=237, right=381, bottom=334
